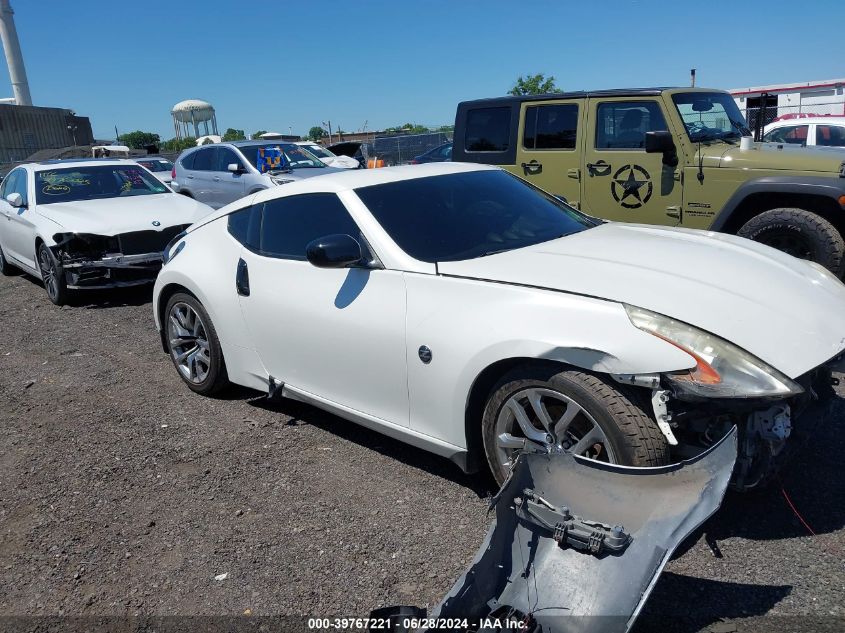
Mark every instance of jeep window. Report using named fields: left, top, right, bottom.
left=523, top=104, right=578, bottom=150
left=595, top=101, right=667, bottom=149
left=465, top=107, right=510, bottom=152
left=816, top=125, right=845, bottom=147
left=763, top=125, right=809, bottom=145
left=672, top=92, right=750, bottom=142
left=356, top=169, right=595, bottom=263
left=35, top=165, right=169, bottom=204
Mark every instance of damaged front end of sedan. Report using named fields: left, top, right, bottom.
left=51, top=226, right=191, bottom=289
left=372, top=427, right=737, bottom=633
left=612, top=304, right=840, bottom=491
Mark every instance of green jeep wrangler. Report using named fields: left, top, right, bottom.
left=453, top=88, right=845, bottom=273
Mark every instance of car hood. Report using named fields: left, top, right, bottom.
left=37, top=194, right=213, bottom=236
left=708, top=142, right=845, bottom=173
left=437, top=223, right=845, bottom=378
left=319, top=155, right=360, bottom=169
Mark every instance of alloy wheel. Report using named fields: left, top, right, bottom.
left=168, top=302, right=211, bottom=384
left=494, top=387, right=616, bottom=470
left=38, top=247, right=59, bottom=302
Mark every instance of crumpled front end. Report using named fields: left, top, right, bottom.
left=51, top=225, right=190, bottom=289
left=372, top=428, right=737, bottom=633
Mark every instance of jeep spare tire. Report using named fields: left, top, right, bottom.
left=738, top=208, right=845, bottom=275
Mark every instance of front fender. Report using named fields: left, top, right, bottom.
left=711, top=175, right=845, bottom=231
left=404, top=274, right=693, bottom=449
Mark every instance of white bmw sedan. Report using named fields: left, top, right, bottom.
left=0, top=159, right=211, bottom=305
left=153, top=162, right=845, bottom=489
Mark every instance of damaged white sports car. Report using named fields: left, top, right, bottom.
left=153, top=162, right=845, bottom=489
left=0, top=159, right=211, bottom=305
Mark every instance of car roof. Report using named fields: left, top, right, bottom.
left=193, top=162, right=498, bottom=228
left=768, top=117, right=845, bottom=126
left=134, top=156, right=171, bottom=160
left=457, top=86, right=726, bottom=107
left=28, top=158, right=139, bottom=171
left=224, top=140, right=296, bottom=148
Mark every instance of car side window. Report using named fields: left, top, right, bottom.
left=465, top=106, right=510, bottom=152
left=764, top=125, right=808, bottom=144
left=215, top=147, right=242, bottom=172
left=3, top=169, right=27, bottom=205
left=523, top=104, right=578, bottom=150
left=595, top=101, right=667, bottom=150
left=227, top=204, right=261, bottom=250
left=180, top=151, right=196, bottom=170
left=192, top=148, right=215, bottom=171
left=816, top=125, right=845, bottom=147
left=259, top=193, right=361, bottom=260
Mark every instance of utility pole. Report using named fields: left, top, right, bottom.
left=322, top=120, right=333, bottom=145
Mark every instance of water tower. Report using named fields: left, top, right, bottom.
left=171, top=99, right=218, bottom=140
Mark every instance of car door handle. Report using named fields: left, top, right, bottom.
left=521, top=160, right=542, bottom=175
left=236, top=258, right=250, bottom=296
left=213, top=176, right=221, bottom=182
left=186, top=174, right=194, bottom=179
left=586, top=160, right=611, bottom=176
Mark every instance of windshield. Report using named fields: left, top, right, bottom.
left=355, top=170, right=597, bottom=263
left=302, top=144, right=335, bottom=159
left=672, top=92, right=750, bottom=142
left=136, top=159, right=173, bottom=172
left=35, top=165, right=169, bottom=204
left=237, top=143, right=328, bottom=171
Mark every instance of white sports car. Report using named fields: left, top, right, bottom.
left=0, top=159, right=212, bottom=305
left=152, top=162, right=845, bottom=489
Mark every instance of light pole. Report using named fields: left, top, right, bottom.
left=67, top=124, right=78, bottom=147
left=322, top=120, right=333, bottom=145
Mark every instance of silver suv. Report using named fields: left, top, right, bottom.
left=172, top=141, right=341, bottom=209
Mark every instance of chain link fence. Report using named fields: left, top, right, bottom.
left=740, top=98, right=845, bottom=141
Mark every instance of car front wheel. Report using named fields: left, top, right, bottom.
left=482, top=364, right=670, bottom=486
left=37, top=243, right=69, bottom=305
left=164, top=292, right=230, bottom=395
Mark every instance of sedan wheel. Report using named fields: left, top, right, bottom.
left=37, top=243, right=68, bottom=305
left=164, top=292, right=229, bottom=395
left=482, top=365, right=669, bottom=486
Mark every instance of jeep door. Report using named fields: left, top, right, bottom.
left=581, top=98, right=682, bottom=225
left=235, top=192, right=409, bottom=426
left=514, top=100, right=584, bottom=207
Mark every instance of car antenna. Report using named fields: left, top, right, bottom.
left=697, top=138, right=704, bottom=184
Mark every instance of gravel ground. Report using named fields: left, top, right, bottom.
left=0, top=271, right=843, bottom=632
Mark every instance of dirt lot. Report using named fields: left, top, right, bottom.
left=0, top=270, right=843, bottom=632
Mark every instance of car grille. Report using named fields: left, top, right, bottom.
left=118, top=225, right=190, bottom=255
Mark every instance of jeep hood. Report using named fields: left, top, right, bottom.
left=37, top=194, right=212, bottom=236
left=709, top=142, right=845, bottom=173
left=437, top=223, right=845, bottom=378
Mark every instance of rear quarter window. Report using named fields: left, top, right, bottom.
left=465, top=107, right=511, bottom=152
left=180, top=152, right=196, bottom=170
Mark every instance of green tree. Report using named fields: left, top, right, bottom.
left=160, top=137, right=197, bottom=152
left=117, top=130, right=161, bottom=149
left=384, top=123, right=430, bottom=134
left=308, top=126, right=326, bottom=141
left=251, top=130, right=268, bottom=139
left=221, top=128, right=246, bottom=141
left=508, top=73, right=562, bottom=96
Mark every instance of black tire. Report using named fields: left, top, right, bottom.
left=164, top=292, right=230, bottom=396
left=737, top=208, right=845, bottom=275
left=0, top=242, right=13, bottom=276
left=37, top=243, right=69, bottom=306
left=481, top=364, right=669, bottom=486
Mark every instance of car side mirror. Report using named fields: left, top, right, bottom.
left=6, top=192, right=24, bottom=208
left=306, top=234, right=363, bottom=268
left=228, top=163, right=245, bottom=174
left=645, top=131, right=678, bottom=166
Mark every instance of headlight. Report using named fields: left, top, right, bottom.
left=162, top=231, right=186, bottom=264
left=625, top=304, right=803, bottom=398
left=270, top=177, right=294, bottom=186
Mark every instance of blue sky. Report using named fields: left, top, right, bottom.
left=3, top=0, right=844, bottom=140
